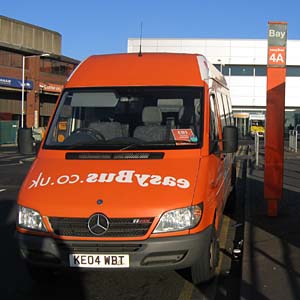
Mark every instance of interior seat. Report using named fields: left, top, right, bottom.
left=133, top=106, right=167, bottom=141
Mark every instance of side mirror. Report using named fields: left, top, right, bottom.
left=223, top=126, right=238, bottom=153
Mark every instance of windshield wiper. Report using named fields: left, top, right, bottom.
left=120, top=140, right=198, bottom=151
left=46, top=139, right=198, bottom=151
left=172, top=140, right=198, bottom=144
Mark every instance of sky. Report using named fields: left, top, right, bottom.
left=2, top=0, right=300, bottom=61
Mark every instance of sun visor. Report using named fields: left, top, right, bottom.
left=71, top=91, right=118, bottom=107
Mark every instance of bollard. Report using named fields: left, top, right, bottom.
left=255, top=132, right=260, bottom=168
left=289, top=129, right=298, bottom=152
left=296, top=125, right=299, bottom=153
left=288, top=130, right=293, bottom=150
left=17, top=128, right=34, bottom=154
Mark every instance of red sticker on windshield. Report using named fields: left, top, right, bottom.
left=171, top=129, right=196, bottom=144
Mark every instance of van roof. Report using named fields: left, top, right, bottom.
left=65, top=53, right=206, bottom=88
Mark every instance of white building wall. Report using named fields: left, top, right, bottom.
left=128, top=38, right=300, bottom=109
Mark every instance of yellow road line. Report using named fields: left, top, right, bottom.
left=177, top=216, right=231, bottom=300
left=177, top=280, right=194, bottom=300
left=217, top=215, right=231, bottom=274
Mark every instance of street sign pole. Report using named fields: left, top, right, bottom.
left=264, top=21, right=287, bottom=216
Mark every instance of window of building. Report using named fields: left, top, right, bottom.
left=222, top=66, right=230, bottom=76
left=286, top=66, right=300, bottom=77
left=231, top=66, right=253, bottom=76
left=214, top=64, right=230, bottom=75
left=10, top=53, right=22, bottom=68
left=0, top=50, right=12, bottom=67
left=40, top=59, right=76, bottom=76
left=254, top=66, right=266, bottom=76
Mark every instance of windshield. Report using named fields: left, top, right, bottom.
left=44, top=87, right=203, bottom=150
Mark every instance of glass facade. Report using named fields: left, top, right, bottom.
left=214, top=64, right=300, bottom=77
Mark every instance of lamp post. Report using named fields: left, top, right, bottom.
left=21, top=53, right=50, bottom=128
left=21, top=55, right=25, bottom=128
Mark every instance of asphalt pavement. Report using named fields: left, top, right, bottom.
left=241, top=143, right=300, bottom=300
left=0, top=144, right=36, bottom=166
left=1, top=142, right=300, bottom=299
left=0, top=144, right=243, bottom=300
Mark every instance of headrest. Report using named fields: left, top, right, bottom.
left=142, top=106, right=162, bottom=124
left=178, top=106, right=194, bottom=124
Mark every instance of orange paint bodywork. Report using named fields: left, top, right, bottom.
left=17, top=53, right=232, bottom=243
left=66, top=53, right=204, bottom=88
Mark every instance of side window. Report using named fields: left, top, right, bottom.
left=222, top=94, right=231, bottom=126
left=209, top=94, right=220, bottom=152
left=225, top=95, right=234, bottom=125
left=216, top=92, right=226, bottom=128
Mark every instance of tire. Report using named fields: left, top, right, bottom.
left=190, top=227, right=219, bottom=285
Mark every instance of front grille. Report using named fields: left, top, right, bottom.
left=65, top=152, right=164, bottom=160
left=58, top=242, right=143, bottom=253
left=48, top=217, right=154, bottom=238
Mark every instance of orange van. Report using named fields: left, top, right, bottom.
left=16, top=53, right=238, bottom=284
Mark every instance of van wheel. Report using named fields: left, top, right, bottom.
left=27, top=264, right=59, bottom=284
left=190, top=228, right=219, bottom=285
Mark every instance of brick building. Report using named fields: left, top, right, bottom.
left=0, top=15, right=79, bottom=140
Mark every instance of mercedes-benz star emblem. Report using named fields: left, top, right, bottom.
left=87, top=213, right=109, bottom=236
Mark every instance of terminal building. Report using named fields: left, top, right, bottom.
left=128, top=38, right=300, bottom=137
left=0, top=16, right=79, bottom=144
left=1, top=17, right=299, bottom=143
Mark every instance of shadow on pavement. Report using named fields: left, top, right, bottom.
left=0, top=172, right=86, bottom=299
left=241, top=158, right=300, bottom=300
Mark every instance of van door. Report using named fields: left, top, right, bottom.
left=216, top=92, right=234, bottom=202
left=209, top=93, right=225, bottom=230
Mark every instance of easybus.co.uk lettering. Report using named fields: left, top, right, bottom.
left=28, top=172, right=81, bottom=189
left=28, top=170, right=190, bottom=190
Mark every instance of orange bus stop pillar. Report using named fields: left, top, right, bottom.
left=264, top=21, right=287, bottom=217
left=264, top=67, right=286, bottom=216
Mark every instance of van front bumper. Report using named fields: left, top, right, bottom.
left=16, top=225, right=212, bottom=271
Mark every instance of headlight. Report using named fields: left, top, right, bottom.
left=153, top=203, right=203, bottom=233
left=17, top=206, right=47, bottom=232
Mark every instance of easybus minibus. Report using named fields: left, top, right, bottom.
left=16, top=53, right=238, bottom=284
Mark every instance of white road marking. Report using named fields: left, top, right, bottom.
left=0, top=161, right=23, bottom=167
left=0, top=189, right=6, bottom=193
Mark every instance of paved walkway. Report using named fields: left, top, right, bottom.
left=241, top=145, right=300, bottom=300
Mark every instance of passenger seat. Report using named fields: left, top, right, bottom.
left=133, top=107, right=167, bottom=141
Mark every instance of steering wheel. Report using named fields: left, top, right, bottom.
left=72, top=128, right=106, bottom=141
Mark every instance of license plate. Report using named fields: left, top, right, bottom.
left=69, top=254, right=129, bottom=268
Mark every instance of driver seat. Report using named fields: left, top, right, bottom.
left=89, top=121, right=124, bottom=140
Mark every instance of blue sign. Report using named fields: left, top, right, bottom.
left=0, top=76, right=33, bottom=90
